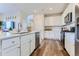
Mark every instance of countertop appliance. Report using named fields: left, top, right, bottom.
left=64, top=12, right=72, bottom=25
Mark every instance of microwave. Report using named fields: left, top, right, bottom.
left=64, top=12, right=72, bottom=24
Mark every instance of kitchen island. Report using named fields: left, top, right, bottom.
left=0, top=31, right=40, bottom=56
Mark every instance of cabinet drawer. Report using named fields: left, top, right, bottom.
left=2, top=45, right=20, bottom=56
left=0, top=49, right=1, bottom=56
left=2, top=37, right=20, bottom=49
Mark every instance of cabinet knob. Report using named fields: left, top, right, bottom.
left=18, top=47, right=20, bottom=48
left=12, top=41, right=15, bottom=43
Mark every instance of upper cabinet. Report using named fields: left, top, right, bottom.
left=44, top=15, right=62, bottom=26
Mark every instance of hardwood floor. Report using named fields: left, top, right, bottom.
left=31, top=39, right=69, bottom=56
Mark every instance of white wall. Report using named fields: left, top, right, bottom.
left=44, top=15, right=63, bottom=26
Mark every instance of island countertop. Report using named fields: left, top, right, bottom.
left=0, top=31, right=39, bottom=41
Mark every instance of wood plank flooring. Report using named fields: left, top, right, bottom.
left=31, top=39, right=69, bottom=56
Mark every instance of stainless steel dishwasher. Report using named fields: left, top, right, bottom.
left=35, top=32, right=40, bottom=49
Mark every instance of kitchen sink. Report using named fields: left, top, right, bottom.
left=12, top=32, right=28, bottom=34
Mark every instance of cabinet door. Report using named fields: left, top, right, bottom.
left=0, top=52, right=1, bottom=56
left=21, top=41, right=31, bottom=56
left=30, top=34, right=35, bottom=53
left=0, top=41, right=1, bottom=56
left=65, top=33, right=75, bottom=56
left=2, top=37, right=20, bottom=49
left=0, top=50, right=1, bottom=56
left=2, top=45, right=20, bottom=56
left=65, top=34, right=70, bottom=55
left=44, top=31, right=50, bottom=39
left=21, top=35, right=31, bottom=56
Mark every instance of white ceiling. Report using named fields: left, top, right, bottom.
left=0, top=3, right=68, bottom=16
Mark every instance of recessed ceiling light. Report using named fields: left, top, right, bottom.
left=33, top=10, right=37, bottom=13
left=49, top=8, right=53, bottom=10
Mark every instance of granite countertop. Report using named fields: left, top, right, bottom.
left=0, top=32, right=20, bottom=40
left=0, top=31, right=39, bottom=40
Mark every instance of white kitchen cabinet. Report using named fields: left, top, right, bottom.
left=65, top=32, right=75, bottom=56
left=44, top=27, right=61, bottom=40
left=0, top=32, right=36, bottom=56
left=30, top=34, right=35, bottom=53
left=2, top=45, right=20, bottom=56
left=2, top=37, right=20, bottom=49
left=0, top=49, right=1, bottom=56
left=2, top=37, right=20, bottom=56
left=44, top=31, right=50, bottom=39
left=21, top=35, right=31, bottom=56
left=45, top=31, right=56, bottom=39
left=0, top=41, right=1, bottom=56
left=21, top=41, right=31, bottom=56
left=0, top=52, right=1, bottom=56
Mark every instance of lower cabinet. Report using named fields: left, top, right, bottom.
left=44, top=27, right=61, bottom=40
left=0, top=50, right=1, bottom=56
left=21, top=35, right=31, bottom=56
left=2, top=37, right=20, bottom=56
left=2, top=45, right=20, bottom=56
left=21, top=42, right=31, bottom=56
left=65, top=33, right=75, bottom=56
left=0, top=42, right=1, bottom=56
left=30, top=34, right=35, bottom=53
left=0, top=33, right=35, bottom=56
left=21, top=34, right=35, bottom=56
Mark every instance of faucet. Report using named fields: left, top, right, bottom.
left=18, top=23, right=22, bottom=33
